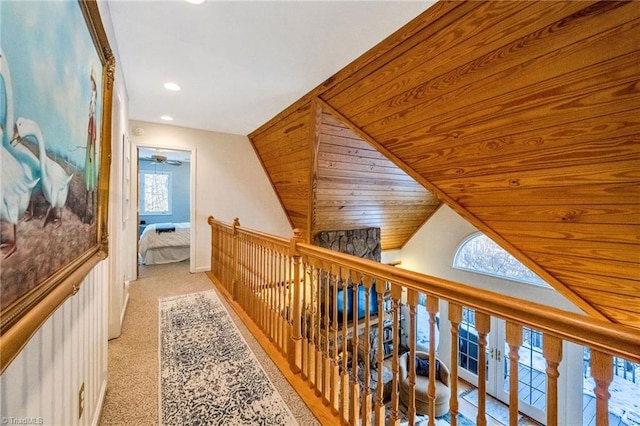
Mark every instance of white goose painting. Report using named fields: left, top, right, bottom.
left=1, top=0, right=106, bottom=312
left=0, top=129, right=40, bottom=258
left=1, top=49, right=41, bottom=221
left=13, top=117, right=73, bottom=228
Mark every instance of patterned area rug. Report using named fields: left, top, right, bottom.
left=159, top=290, right=298, bottom=425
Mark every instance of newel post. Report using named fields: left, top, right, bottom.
left=289, top=228, right=304, bottom=373
left=208, top=216, right=215, bottom=276
left=232, top=217, right=240, bottom=301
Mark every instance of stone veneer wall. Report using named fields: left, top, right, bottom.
left=313, top=228, right=381, bottom=262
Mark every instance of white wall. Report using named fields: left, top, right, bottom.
left=129, top=120, right=293, bottom=273
left=401, top=205, right=585, bottom=313
left=400, top=204, right=584, bottom=423
left=0, top=261, right=109, bottom=426
left=97, top=0, right=133, bottom=340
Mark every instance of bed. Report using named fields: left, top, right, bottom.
left=139, top=222, right=190, bottom=265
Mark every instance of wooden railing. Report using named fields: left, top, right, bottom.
left=208, top=217, right=640, bottom=426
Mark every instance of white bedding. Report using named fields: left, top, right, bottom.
left=139, top=222, right=190, bottom=265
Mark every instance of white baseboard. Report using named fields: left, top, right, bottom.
left=194, top=265, right=210, bottom=273
left=120, top=291, right=129, bottom=324
left=91, top=377, right=108, bottom=426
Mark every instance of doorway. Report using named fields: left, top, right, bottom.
left=135, top=145, right=195, bottom=275
left=457, top=307, right=547, bottom=424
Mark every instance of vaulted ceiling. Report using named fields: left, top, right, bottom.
left=249, top=1, right=640, bottom=329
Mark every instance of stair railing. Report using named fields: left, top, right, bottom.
left=208, top=216, right=640, bottom=426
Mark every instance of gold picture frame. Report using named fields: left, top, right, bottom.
left=0, top=0, right=114, bottom=373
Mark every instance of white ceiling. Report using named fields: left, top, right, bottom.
left=106, top=1, right=433, bottom=136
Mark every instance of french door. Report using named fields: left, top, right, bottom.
left=457, top=308, right=547, bottom=424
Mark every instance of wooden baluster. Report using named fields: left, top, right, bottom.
left=309, top=265, right=317, bottom=389
left=316, top=266, right=323, bottom=396
left=236, top=235, right=241, bottom=309
left=285, top=254, right=291, bottom=356
left=264, top=247, right=268, bottom=332
left=407, top=289, right=418, bottom=426
left=331, top=264, right=340, bottom=414
left=374, top=278, right=386, bottom=426
left=475, top=312, right=491, bottom=426
left=340, top=267, right=350, bottom=425
left=284, top=256, right=294, bottom=358
left=543, top=334, right=563, bottom=426
left=232, top=218, right=239, bottom=303
left=272, top=250, right=278, bottom=343
left=254, top=240, right=260, bottom=322
left=506, top=322, right=522, bottom=426
left=315, top=263, right=324, bottom=397
left=290, top=238, right=302, bottom=371
left=361, top=276, right=373, bottom=426
left=426, top=295, right=439, bottom=426
left=281, top=252, right=288, bottom=355
left=282, top=252, right=288, bottom=354
left=323, top=263, right=331, bottom=405
left=389, top=284, right=402, bottom=426
left=448, top=303, right=462, bottom=426
left=269, top=252, right=282, bottom=347
left=249, top=240, right=258, bottom=321
left=243, top=241, right=254, bottom=317
left=239, top=235, right=244, bottom=304
left=350, top=271, right=361, bottom=426
left=259, top=244, right=265, bottom=331
left=301, top=260, right=309, bottom=380
left=246, top=237, right=252, bottom=316
left=229, top=231, right=233, bottom=297
left=257, top=240, right=262, bottom=320
left=273, top=252, right=285, bottom=351
left=270, top=248, right=276, bottom=337
left=263, top=246, right=270, bottom=333
left=591, top=350, right=613, bottom=426
left=269, top=249, right=275, bottom=334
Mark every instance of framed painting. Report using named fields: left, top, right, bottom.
left=0, top=0, right=114, bottom=372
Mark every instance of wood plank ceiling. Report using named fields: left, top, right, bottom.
left=249, top=1, right=640, bottom=328
left=250, top=101, right=440, bottom=250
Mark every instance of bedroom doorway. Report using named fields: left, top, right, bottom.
left=136, top=146, right=194, bottom=273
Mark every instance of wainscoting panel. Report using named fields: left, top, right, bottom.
left=0, top=260, right=109, bottom=426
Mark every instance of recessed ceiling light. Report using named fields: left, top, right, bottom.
left=163, top=82, right=181, bottom=91
left=160, top=115, right=174, bottom=121
left=185, top=0, right=205, bottom=4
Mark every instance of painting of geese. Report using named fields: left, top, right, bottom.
left=13, top=117, right=73, bottom=228
left=0, top=0, right=113, bottom=353
left=0, top=129, right=40, bottom=258
left=1, top=49, right=41, bottom=221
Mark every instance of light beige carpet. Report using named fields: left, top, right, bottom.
left=100, top=261, right=319, bottom=425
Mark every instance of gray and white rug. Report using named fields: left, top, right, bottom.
left=159, top=290, right=298, bottom=425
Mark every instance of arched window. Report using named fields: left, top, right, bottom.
left=453, top=233, right=549, bottom=287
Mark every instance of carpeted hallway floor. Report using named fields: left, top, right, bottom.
left=99, top=260, right=318, bottom=425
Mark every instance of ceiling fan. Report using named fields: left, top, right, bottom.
left=140, top=153, right=182, bottom=166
